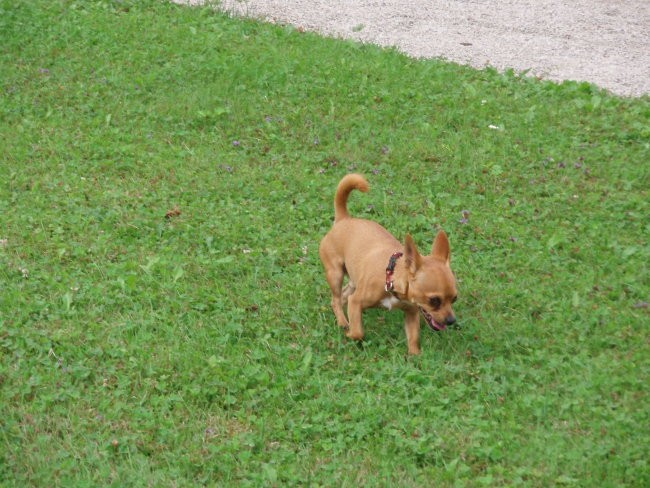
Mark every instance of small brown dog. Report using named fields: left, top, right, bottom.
left=319, top=174, right=457, bottom=355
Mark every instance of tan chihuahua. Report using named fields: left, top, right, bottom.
left=319, top=174, right=457, bottom=355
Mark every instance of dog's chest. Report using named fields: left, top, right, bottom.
left=380, top=295, right=401, bottom=310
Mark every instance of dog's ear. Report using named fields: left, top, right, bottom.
left=404, top=234, right=422, bottom=273
left=431, top=230, right=450, bottom=263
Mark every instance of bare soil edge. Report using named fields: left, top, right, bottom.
left=175, top=0, right=650, bottom=98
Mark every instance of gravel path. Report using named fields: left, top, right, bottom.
left=176, top=0, right=650, bottom=98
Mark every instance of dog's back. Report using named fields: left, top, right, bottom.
left=321, top=173, right=399, bottom=254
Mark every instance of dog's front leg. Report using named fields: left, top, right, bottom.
left=346, top=294, right=364, bottom=341
left=404, top=307, right=421, bottom=355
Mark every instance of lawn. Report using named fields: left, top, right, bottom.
left=1, top=0, right=648, bottom=485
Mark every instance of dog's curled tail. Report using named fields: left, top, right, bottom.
left=334, top=173, right=369, bottom=222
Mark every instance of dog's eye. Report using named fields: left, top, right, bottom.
left=429, top=297, right=442, bottom=310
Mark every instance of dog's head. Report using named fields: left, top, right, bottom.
left=404, top=231, right=457, bottom=331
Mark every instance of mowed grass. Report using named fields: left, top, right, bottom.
left=1, top=0, right=648, bottom=485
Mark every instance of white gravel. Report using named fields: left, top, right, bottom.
left=175, top=0, right=650, bottom=98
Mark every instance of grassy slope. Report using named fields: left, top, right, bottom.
left=1, top=0, right=648, bottom=485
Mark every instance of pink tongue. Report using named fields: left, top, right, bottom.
left=433, top=321, right=446, bottom=331
left=421, top=309, right=445, bottom=331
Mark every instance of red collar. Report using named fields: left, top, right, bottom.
left=384, top=252, right=403, bottom=293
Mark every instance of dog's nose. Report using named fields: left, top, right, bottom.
left=445, top=315, right=456, bottom=326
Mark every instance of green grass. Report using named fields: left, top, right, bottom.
left=1, top=0, right=648, bottom=485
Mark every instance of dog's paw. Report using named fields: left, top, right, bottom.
left=345, top=329, right=364, bottom=341
left=407, top=346, right=421, bottom=355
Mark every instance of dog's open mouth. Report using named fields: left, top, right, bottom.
left=420, top=308, right=446, bottom=332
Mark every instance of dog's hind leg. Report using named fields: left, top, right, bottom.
left=324, top=265, right=349, bottom=327
left=346, top=292, right=364, bottom=341
left=341, top=280, right=355, bottom=308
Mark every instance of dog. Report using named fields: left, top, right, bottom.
left=319, top=174, right=457, bottom=355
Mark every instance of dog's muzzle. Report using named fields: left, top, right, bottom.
left=420, top=308, right=455, bottom=331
